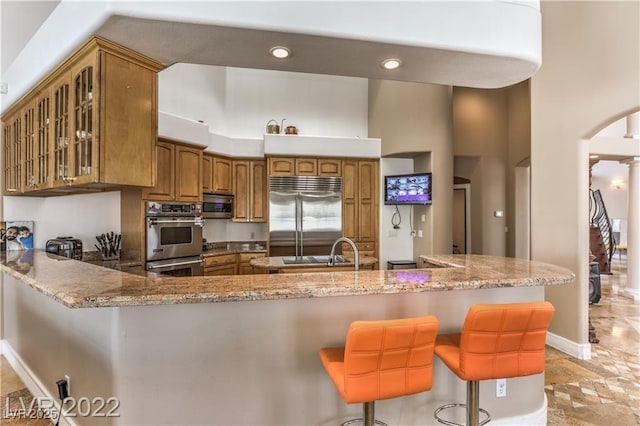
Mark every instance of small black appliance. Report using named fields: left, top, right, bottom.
left=45, top=237, right=83, bottom=260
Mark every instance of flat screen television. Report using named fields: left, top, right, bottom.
left=384, top=172, right=432, bottom=205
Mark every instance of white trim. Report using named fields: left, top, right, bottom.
left=264, top=134, right=381, bottom=158
left=547, top=332, right=592, bottom=360
left=1, top=340, right=78, bottom=426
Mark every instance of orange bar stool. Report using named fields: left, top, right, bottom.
left=319, top=315, right=439, bottom=426
left=433, top=301, right=555, bottom=426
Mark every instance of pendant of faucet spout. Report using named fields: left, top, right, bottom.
left=327, top=237, right=359, bottom=271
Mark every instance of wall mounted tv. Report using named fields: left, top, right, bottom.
left=384, top=172, right=432, bottom=205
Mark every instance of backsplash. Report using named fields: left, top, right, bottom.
left=202, top=219, right=267, bottom=243
left=2, top=192, right=120, bottom=250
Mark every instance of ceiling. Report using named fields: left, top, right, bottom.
left=94, top=14, right=537, bottom=89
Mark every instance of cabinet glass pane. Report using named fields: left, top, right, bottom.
left=54, top=83, right=69, bottom=181
left=24, top=108, right=35, bottom=188
left=3, top=125, right=10, bottom=191
left=74, top=67, right=93, bottom=177
left=12, top=117, right=22, bottom=191
left=37, top=97, right=50, bottom=185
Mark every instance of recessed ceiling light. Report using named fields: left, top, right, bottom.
left=381, top=58, right=402, bottom=70
left=270, top=46, right=291, bottom=59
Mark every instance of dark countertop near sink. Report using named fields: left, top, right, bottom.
left=250, top=255, right=378, bottom=270
left=202, top=241, right=267, bottom=257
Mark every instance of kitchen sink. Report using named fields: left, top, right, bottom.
left=282, top=255, right=348, bottom=265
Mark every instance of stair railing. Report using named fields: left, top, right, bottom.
left=589, top=189, right=615, bottom=266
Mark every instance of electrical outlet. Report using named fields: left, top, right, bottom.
left=417, top=230, right=423, bottom=238
left=421, top=214, right=426, bottom=222
left=496, top=379, right=506, bottom=397
left=250, top=232, right=255, bottom=240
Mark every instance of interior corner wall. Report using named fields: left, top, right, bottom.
left=379, top=158, right=415, bottom=267
left=368, top=80, right=453, bottom=255
left=452, top=87, right=509, bottom=256
left=159, top=64, right=369, bottom=140
left=531, top=2, right=640, bottom=345
left=506, top=81, right=531, bottom=257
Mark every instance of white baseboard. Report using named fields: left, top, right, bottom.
left=1, top=340, right=77, bottom=426
left=547, top=332, right=592, bottom=360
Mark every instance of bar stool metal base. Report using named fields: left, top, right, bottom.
left=433, top=403, right=491, bottom=426
left=433, top=381, right=491, bottom=426
left=340, top=401, right=388, bottom=426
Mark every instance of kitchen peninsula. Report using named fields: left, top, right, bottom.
left=249, top=255, right=378, bottom=272
left=1, top=251, right=572, bottom=425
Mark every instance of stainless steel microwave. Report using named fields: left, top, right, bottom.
left=202, top=194, right=234, bottom=218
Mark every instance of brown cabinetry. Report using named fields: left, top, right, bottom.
left=318, top=159, right=342, bottom=176
left=233, top=159, right=267, bottom=222
left=342, top=159, right=379, bottom=261
left=1, top=37, right=163, bottom=196
left=203, top=154, right=233, bottom=194
left=213, top=156, right=233, bottom=193
left=268, top=157, right=295, bottom=175
left=295, top=158, right=317, bottom=175
left=202, top=154, right=213, bottom=192
left=203, top=252, right=267, bottom=276
left=238, top=252, right=267, bottom=275
left=268, top=157, right=342, bottom=177
left=143, top=140, right=203, bottom=202
left=204, top=254, right=238, bottom=276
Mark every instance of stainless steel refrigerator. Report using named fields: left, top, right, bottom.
left=269, top=176, right=342, bottom=262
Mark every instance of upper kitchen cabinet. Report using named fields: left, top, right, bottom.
left=1, top=36, right=164, bottom=196
left=143, top=139, right=204, bottom=202
left=203, top=154, right=233, bottom=194
left=233, top=159, right=267, bottom=222
left=267, top=157, right=342, bottom=177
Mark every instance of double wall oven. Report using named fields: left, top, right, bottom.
left=146, top=202, right=204, bottom=276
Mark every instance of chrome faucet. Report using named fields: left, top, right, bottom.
left=327, top=237, right=359, bottom=271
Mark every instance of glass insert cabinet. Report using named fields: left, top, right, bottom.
left=1, top=37, right=164, bottom=195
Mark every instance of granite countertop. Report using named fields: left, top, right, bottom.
left=250, top=256, right=378, bottom=270
left=202, top=241, right=267, bottom=257
left=0, top=250, right=574, bottom=309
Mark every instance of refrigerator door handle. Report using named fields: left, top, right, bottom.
left=300, top=195, right=304, bottom=256
left=295, top=195, right=300, bottom=258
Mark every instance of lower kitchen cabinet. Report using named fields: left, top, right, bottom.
left=238, top=252, right=267, bottom=275
left=204, top=252, right=267, bottom=276
left=204, top=254, right=237, bottom=276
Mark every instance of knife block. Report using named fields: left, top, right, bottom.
left=101, top=250, right=121, bottom=261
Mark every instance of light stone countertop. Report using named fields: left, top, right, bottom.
left=249, top=256, right=378, bottom=270
left=0, top=250, right=574, bottom=309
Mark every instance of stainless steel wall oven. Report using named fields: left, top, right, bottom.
left=145, top=202, right=204, bottom=276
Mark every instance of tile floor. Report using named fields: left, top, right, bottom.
left=546, top=259, right=640, bottom=425
left=1, top=259, right=638, bottom=425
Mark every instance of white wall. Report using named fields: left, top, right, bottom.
left=379, top=158, right=414, bottom=268
left=2, top=192, right=120, bottom=251
left=531, top=1, right=639, bottom=346
left=159, top=65, right=369, bottom=139
left=203, top=220, right=268, bottom=243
